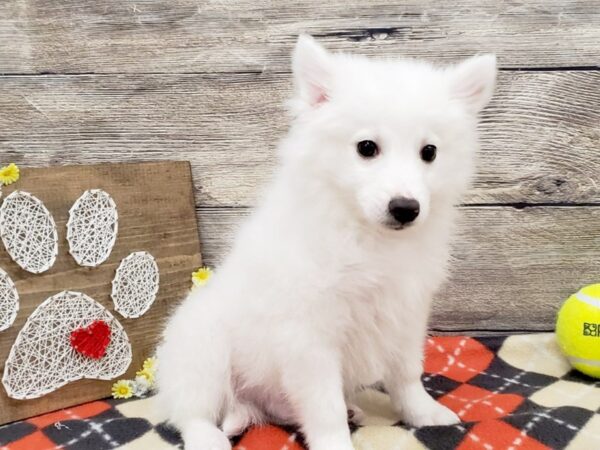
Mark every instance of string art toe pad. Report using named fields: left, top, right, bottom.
left=0, top=267, right=19, bottom=332
left=112, top=251, right=160, bottom=318
left=67, top=189, right=119, bottom=267
left=0, top=191, right=58, bottom=274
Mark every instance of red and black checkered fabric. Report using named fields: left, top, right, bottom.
left=1, top=334, right=598, bottom=449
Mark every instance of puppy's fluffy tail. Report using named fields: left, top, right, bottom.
left=155, top=295, right=233, bottom=447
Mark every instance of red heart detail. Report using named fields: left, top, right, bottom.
left=70, top=320, right=112, bottom=359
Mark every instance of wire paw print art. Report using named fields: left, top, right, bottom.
left=0, top=168, right=160, bottom=400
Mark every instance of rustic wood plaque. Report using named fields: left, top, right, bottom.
left=0, top=161, right=202, bottom=424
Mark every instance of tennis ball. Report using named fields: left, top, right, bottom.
left=556, top=284, right=600, bottom=379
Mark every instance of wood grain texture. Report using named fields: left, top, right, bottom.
left=0, top=0, right=598, bottom=74
left=194, top=206, right=600, bottom=332
left=0, top=161, right=202, bottom=424
left=1, top=71, right=598, bottom=206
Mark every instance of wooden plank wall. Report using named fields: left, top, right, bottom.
left=0, top=1, right=599, bottom=333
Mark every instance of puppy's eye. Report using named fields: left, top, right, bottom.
left=357, top=140, right=379, bottom=158
left=420, top=144, right=437, bottom=163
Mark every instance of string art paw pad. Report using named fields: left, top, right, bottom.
left=2, top=291, right=132, bottom=400
left=0, top=191, right=58, bottom=274
left=112, top=251, right=160, bottom=318
left=67, top=189, right=118, bottom=267
left=70, top=320, right=111, bottom=359
left=0, top=267, right=19, bottom=332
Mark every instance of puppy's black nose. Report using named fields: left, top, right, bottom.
left=388, top=197, right=420, bottom=225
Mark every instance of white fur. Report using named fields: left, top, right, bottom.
left=156, top=35, right=496, bottom=450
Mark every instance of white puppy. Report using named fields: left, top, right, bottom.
left=156, top=35, right=496, bottom=450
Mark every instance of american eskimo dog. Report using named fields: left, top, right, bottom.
left=156, top=35, right=496, bottom=450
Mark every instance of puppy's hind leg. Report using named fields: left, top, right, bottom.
left=156, top=302, right=233, bottom=450
left=347, top=403, right=365, bottom=426
left=221, top=401, right=265, bottom=437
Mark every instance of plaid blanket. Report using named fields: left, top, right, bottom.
left=1, top=334, right=599, bottom=450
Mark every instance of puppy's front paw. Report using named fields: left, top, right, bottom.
left=183, top=421, right=232, bottom=450
left=401, top=397, right=460, bottom=427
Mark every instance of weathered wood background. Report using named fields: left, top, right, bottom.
left=0, top=0, right=598, bottom=333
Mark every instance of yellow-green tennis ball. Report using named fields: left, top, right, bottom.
left=556, top=284, right=600, bottom=379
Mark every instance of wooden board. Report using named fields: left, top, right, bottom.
left=195, top=206, right=600, bottom=333
left=0, top=161, right=202, bottom=424
left=0, top=71, right=598, bottom=206
left=0, top=0, right=598, bottom=73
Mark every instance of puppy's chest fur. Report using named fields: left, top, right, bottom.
left=340, top=288, right=392, bottom=388
left=231, top=210, right=450, bottom=405
left=330, top=240, right=441, bottom=389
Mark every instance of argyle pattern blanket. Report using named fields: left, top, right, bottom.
left=1, top=333, right=599, bottom=450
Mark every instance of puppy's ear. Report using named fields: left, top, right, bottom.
left=292, top=35, right=333, bottom=108
left=449, top=54, right=497, bottom=115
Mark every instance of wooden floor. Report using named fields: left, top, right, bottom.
left=0, top=0, right=598, bottom=333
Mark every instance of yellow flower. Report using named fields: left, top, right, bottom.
left=142, top=356, right=157, bottom=372
left=111, top=380, right=134, bottom=399
left=136, top=367, right=155, bottom=384
left=192, top=267, right=213, bottom=287
left=0, top=163, right=19, bottom=186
